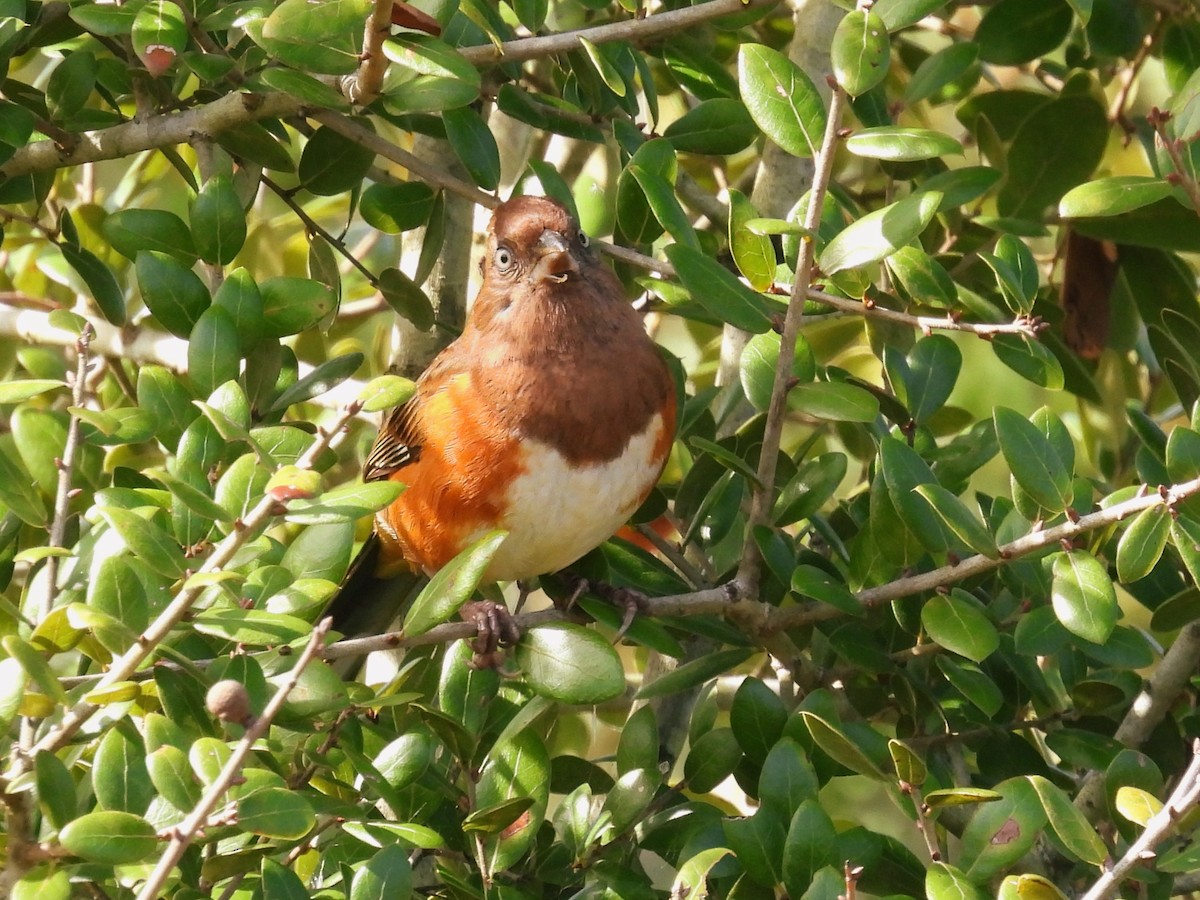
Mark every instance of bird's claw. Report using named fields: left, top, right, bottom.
left=461, top=600, right=521, bottom=669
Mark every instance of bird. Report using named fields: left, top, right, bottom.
left=325, top=195, right=677, bottom=665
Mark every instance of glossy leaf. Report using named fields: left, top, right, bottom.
left=994, top=407, right=1072, bottom=513
left=1116, top=504, right=1170, bottom=583
left=666, top=243, right=773, bottom=332
left=921, top=591, right=999, bottom=662
left=404, top=531, right=507, bottom=636
left=1051, top=550, right=1118, bottom=644
left=845, top=126, right=963, bottom=161
left=1059, top=176, right=1173, bottom=218
left=190, top=175, right=246, bottom=265
left=819, top=191, right=942, bottom=274
left=444, top=108, right=501, bottom=191
left=59, top=812, right=158, bottom=865
left=831, top=10, right=890, bottom=97
left=739, top=44, right=827, bottom=157
left=516, top=623, right=625, bottom=704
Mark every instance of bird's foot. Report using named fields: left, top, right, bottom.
left=555, top=573, right=647, bottom=641
left=461, top=600, right=521, bottom=669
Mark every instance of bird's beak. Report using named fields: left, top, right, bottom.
left=533, top=229, right=579, bottom=284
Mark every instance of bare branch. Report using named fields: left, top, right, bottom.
left=737, top=84, right=848, bottom=596
left=341, top=0, right=395, bottom=105
left=0, top=92, right=304, bottom=179
left=805, top=288, right=1045, bottom=338
left=134, top=620, right=333, bottom=900
left=458, top=0, right=780, bottom=67
left=1080, top=740, right=1200, bottom=900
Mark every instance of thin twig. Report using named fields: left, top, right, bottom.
left=1149, top=106, right=1200, bottom=217
left=1080, top=740, right=1200, bottom=900
left=41, top=323, right=93, bottom=622
left=134, top=620, right=333, bottom=900
left=457, top=0, right=779, bottom=67
left=805, top=288, right=1044, bottom=338
left=29, top=401, right=361, bottom=757
left=737, top=84, right=847, bottom=598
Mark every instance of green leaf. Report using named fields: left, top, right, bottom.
left=991, top=335, right=1065, bottom=390
left=775, top=453, right=847, bottom=526
left=360, top=182, right=437, bottom=234
left=789, top=382, right=879, bottom=423
left=47, top=50, right=96, bottom=121
left=260, top=277, right=336, bottom=336
left=846, top=126, right=964, bottom=161
left=905, top=42, right=980, bottom=104
left=685, top=728, right=742, bottom=792
left=104, top=209, right=195, bottom=264
left=961, top=777, right=1048, bottom=882
left=730, top=677, right=788, bottom=764
left=1059, top=176, right=1173, bottom=218
left=189, top=306, right=240, bottom=398
left=819, top=191, right=943, bottom=274
left=217, top=122, right=296, bottom=172
left=192, top=608, right=312, bottom=645
left=476, top=728, right=550, bottom=871
left=740, top=330, right=815, bottom=411
left=890, top=334, right=961, bottom=424
left=665, top=243, right=773, bottom=332
left=190, top=175, right=247, bottom=265
left=629, top=166, right=698, bottom=249
left=880, top=436, right=950, bottom=553
left=299, top=125, right=377, bottom=196
left=374, top=732, right=434, bottom=791
left=382, top=35, right=481, bottom=113
left=516, top=623, right=625, bottom=704
left=357, top=375, right=417, bottom=413
left=994, top=407, right=1072, bottom=513
left=238, top=788, right=317, bottom=839
left=636, top=648, right=755, bottom=699
left=285, top=481, right=405, bottom=525
left=976, top=0, right=1072, bottom=65
left=131, top=0, right=186, bottom=72
left=664, top=98, right=758, bottom=155
left=443, top=108, right=501, bottom=191
left=937, top=655, right=1003, bottom=715
left=800, top=712, right=884, bottom=779
left=146, top=745, right=202, bottom=812
left=378, top=267, right=435, bottom=331
left=1114, top=786, right=1161, bottom=826
left=351, top=845, right=414, bottom=900
left=998, top=94, right=1107, bottom=219
left=34, top=751, right=76, bottom=830
left=269, top=352, right=364, bottom=413
left=61, top=245, right=126, bottom=325
left=136, top=250, right=210, bottom=338
left=791, top=565, right=863, bottom=615
left=886, top=245, right=957, bottom=308
left=0, top=380, right=66, bottom=404
left=738, top=43, right=827, bottom=158
left=782, top=801, right=838, bottom=896
left=59, top=811, right=158, bottom=864
left=404, top=531, right=508, bottom=636
left=1026, top=775, right=1107, bottom=865
left=921, top=590, right=1000, bottom=662
left=255, top=0, right=368, bottom=74
left=256, top=67, right=352, bottom=110
left=926, top=863, right=989, bottom=900
left=93, top=726, right=154, bottom=814
left=912, top=485, right=1000, bottom=558
left=874, top=0, right=951, bottom=30
left=729, top=190, right=776, bottom=291
left=1116, top=504, right=1170, bottom=583
left=831, top=10, right=891, bottom=97
left=1051, top=550, right=1118, bottom=644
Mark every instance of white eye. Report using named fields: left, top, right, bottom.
left=494, top=247, right=514, bottom=269
left=578, top=231, right=590, bottom=248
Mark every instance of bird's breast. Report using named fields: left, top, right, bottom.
left=479, top=410, right=671, bottom=582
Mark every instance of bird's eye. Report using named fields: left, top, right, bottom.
left=494, top=247, right=514, bottom=269
left=578, top=230, right=590, bottom=248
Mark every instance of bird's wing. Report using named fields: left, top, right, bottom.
left=362, top=400, right=420, bottom=481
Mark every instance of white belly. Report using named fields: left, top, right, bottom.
left=481, top=413, right=667, bottom=582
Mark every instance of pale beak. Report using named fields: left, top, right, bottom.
left=534, top=230, right=579, bottom=283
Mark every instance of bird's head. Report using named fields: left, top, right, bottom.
left=482, top=195, right=595, bottom=290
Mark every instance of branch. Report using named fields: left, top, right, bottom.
left=341, top=0, right=394, bottom=105
left=0, top=92, right=304, bottom=179
left=737, top=83, right=847, bottom=597
left=29, top=401, right=361, bottom=756
left=40, top=323, right=93, bottom=622
left=457, top=0, right=780, bottom=67
left=1080, top=740, right=1200, bottom=900
left=770, top=475, right=1200, bottom=632
left=133, top=620, right=332, bottom=900
left=804, top=288, right=1045, bottom=338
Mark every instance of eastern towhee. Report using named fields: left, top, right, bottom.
left=326, top=195, right=677, bottom=662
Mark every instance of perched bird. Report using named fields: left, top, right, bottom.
left=325, top=195, right=677, bottom=662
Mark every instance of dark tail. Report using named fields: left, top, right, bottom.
left=324, top=533, right=425, bottom=645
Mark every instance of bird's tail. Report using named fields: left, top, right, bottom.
left=324, top=533, right=424, bottom=644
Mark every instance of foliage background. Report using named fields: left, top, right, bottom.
left=4, top=0, right=1200, bottom=897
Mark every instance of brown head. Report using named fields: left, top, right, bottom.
left=468, top=196, right=623, bottom=330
